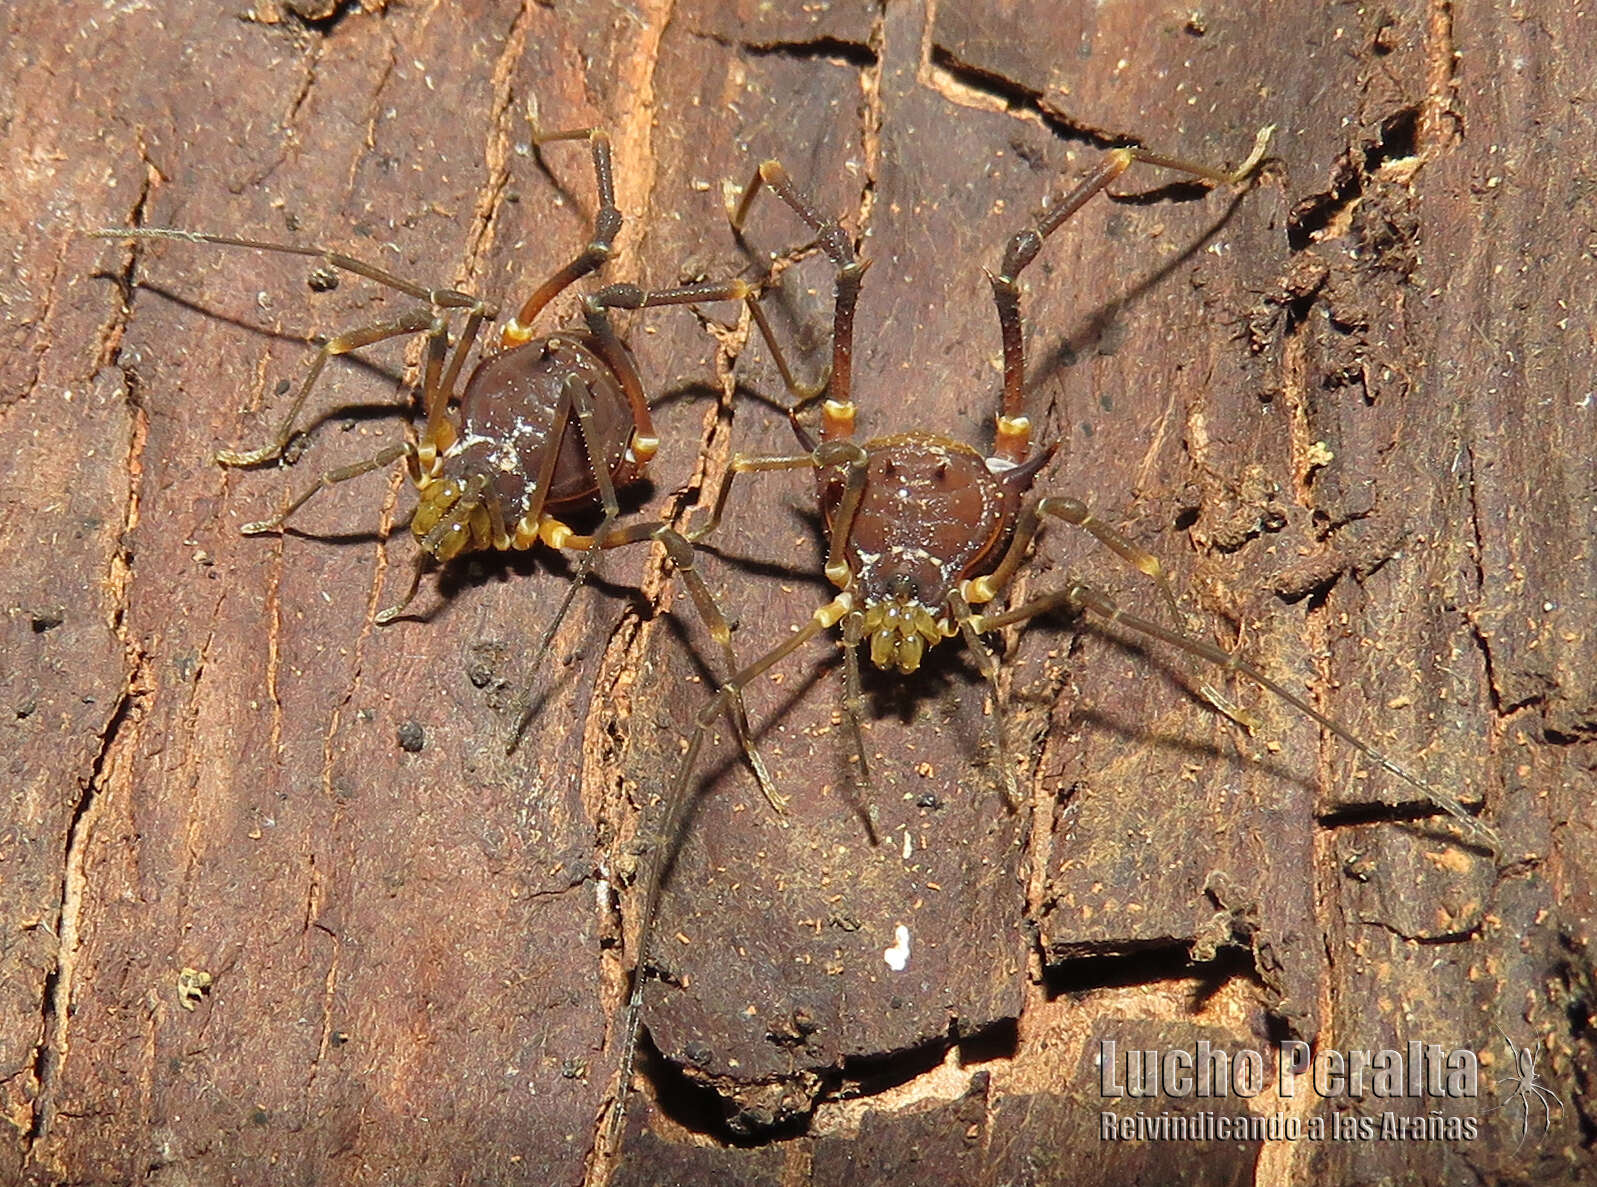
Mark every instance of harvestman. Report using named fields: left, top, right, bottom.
left=606, top=126, right=1500, bottom=1143
left=93, top=128, right=780, bottom=801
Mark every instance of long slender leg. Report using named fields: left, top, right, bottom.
left=508, top=127, right=763, bottom=506
left=650, top=527, right=780, bottom=812
left=684, top=435, right=876, bottom=810
left=503, top=128, right=622, bottom=344
left=815, top=440, right=870, bottom=586
left=95, top=218, right=526, bottom=635
left=89, top=226, right=486, bottom=303
left=216, top=312, right=437, bottom=466
left=239, top=441, right=413, bottom=535
left=985, top=127, right=1273, bottom=463
left=424, top=305, right=494, bottom=457
left=499, top=378, right=615, bottom=754
left=509, top=130, right=765, bottom=454
left=514, top=128, right=770, bottom=453
left=807, top=442, right=881, bottom=819
left=502, top=277, right=777, bottom=756
left=513, top=509, right=782, bottom=813
left=685, top=440, right=879, bottom=814
left=491, top=127, right=626, bottom=626
left=947, top=588, right=1021, bottom=810
left=686, top=452, right=818, bottom=543
left=744, top=291, right=829, bottom=405
left=242, top=436, right=432, bottom=628
left=605, top=591, right=854, bottom=1150
left=971, top=582, right=1499, bottom=855
left=967, top=495, right=1259, bottom=729
left=730, top=160, right=867, bottom=434
left=90, top=226, right=495, bottom=464
left=578, top=278, right=757, bottom=467
left=1040, top=498, right=1257, bottom=727
left=838, top=609, right=879, bottom=842
left=374, top=553, right=431, bottom=626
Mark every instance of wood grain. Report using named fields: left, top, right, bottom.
left=3, top=1, right=1591, bottom=1184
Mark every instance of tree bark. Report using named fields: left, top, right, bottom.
left=3, top=1, right=1592, bottom=1184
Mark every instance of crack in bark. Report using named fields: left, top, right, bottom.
left=174, top=606, right=225, bottom=923
left=686, top=24, right=878, bottom=71
left=235, top=27, right=331, bottom=193
left=744, top=36, right=878, bottom=70
left=1287, top=106, right=1424, bottom=254
left=345, top=38, right=399, bottom=203
left=1460, top=440, right=1513, bottom=720
left=304, top=856, right=344, bottom=1109
left=1, top=231, right=71, bottom=426
left=925, top=42, right=1157, bottom=151
left=21, top=678, right=138, bottom=1158
left=21, top=164, right=159, bottom=1158
left=855, top=2, right=887, bottom=237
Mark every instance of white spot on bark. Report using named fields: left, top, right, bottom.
left=884, top=924, right=911, bottom=972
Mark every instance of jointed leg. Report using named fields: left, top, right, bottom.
left=239, top=441, right=414, bottom=536
left=985, top=127, right=1272, bottom=463
left=506, top=268, right=774, bottom=731
left=745, top=292, right=829, bottom=405
left=967, top=495, right=1259, bottom=729
left=91, top=225, right=486, bottom=303
left=971, top=581, right=1499, bottom=855
left=947, top=587, right=1021, bottom=810
left=515, top=509, right=781, bottom=813
left=576, top=276, right=760, bottom=469
left=685, top=438, right=878, bottom=812
left=231, top=434, right=435, bottom=626
left=651, top=526, right=780, bottom=812
left=839, top=609, right=878, bottom=840
left=217, top=311, right=437, bottom=467
left=505, top=128, right=623, bottom=344
left=686, top=451, right=819, bottom=543
left=604, top=589, right=855, bottom=1146
left=502, top=279, right=794, bottom=760
left=91, top=226, right=495, bottom=465
left=427, top=305, right=492, bottom=448
left=730, top=159, right=866, bottom=430
left=375, top=552, right=431, bottom=626
left=512, top=127, right=768, bottom=367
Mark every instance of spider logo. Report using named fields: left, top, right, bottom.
left=1490, top=1026, right=1563, bottom=1147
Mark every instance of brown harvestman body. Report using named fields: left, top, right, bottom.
left=605, top=128, right=1499, bottom=1144
left=93, top=128, right=777, bottom=800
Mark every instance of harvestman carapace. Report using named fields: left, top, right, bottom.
left=605, top=125, right=1499, bottom=1146
left=92, top=128, right=780, bottom=804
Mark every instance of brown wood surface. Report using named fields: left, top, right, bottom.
left=3, top=1, right=1593, bottom=1184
